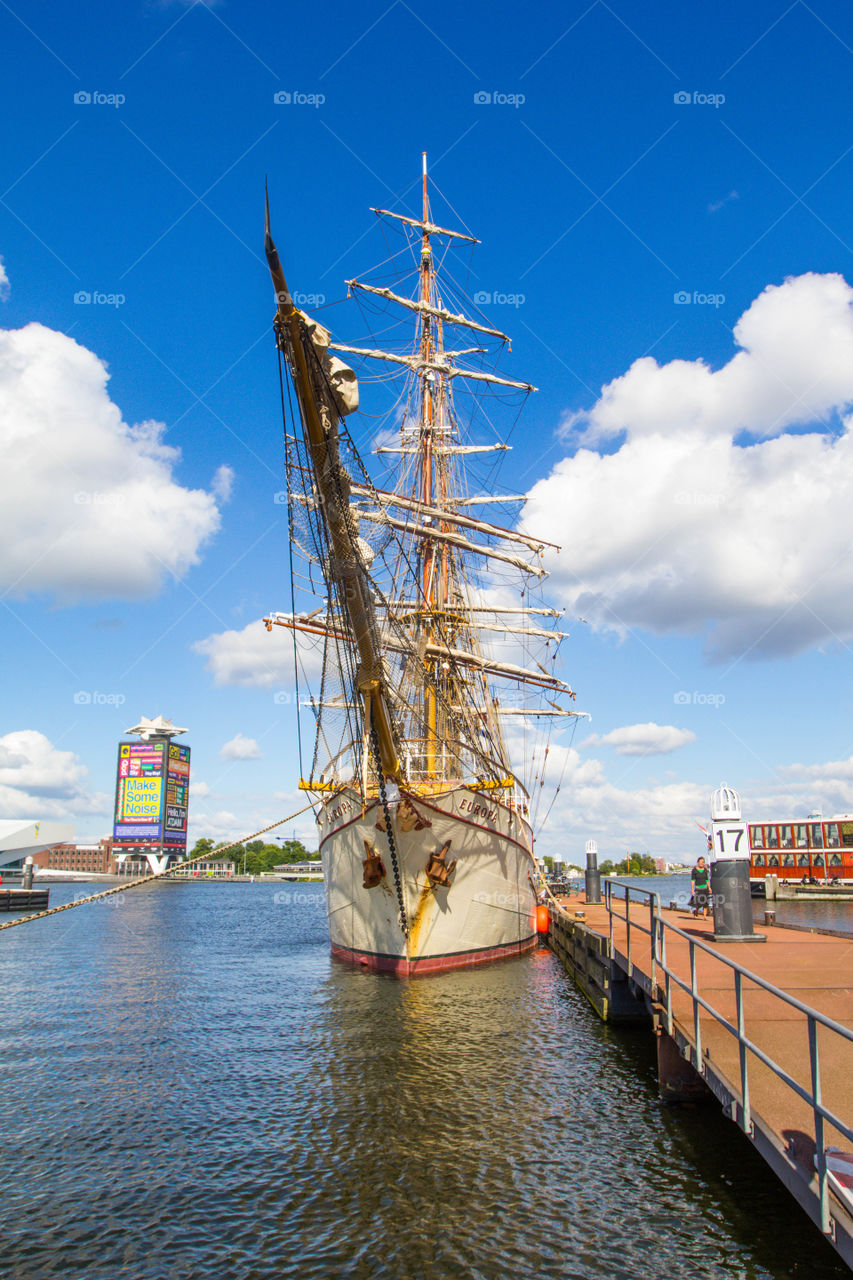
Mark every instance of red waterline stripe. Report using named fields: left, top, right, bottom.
left=330, top=933, right=537, bottom=977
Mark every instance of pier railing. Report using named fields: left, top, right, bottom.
left=602, top=880, right=853, bottom=1237
left=602, top=880, right=661, bottom=994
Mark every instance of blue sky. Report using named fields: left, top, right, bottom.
left=3, top=0, right=853, bottom=860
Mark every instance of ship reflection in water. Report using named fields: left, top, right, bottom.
left=1, top=883, right=846, bottom=1279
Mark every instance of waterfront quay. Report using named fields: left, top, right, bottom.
left=0, top=887, right=48, bottom=912
left=547, top=884, right=853, bottom=1270
left=4, top=879, right=849, bottom=1278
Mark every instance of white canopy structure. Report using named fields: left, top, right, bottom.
left=0, top=820, right=74, bottom=867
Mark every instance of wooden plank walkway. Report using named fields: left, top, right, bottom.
left=548, top=893, right=853, bottom=1270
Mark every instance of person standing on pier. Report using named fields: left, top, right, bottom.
left=691, top=857, right=711, bottom=918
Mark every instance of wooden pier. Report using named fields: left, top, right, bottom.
left=548, top=886, right=853, bottom=1270
left=0, top=887, right=50, bottom=912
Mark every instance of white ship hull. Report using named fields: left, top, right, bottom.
left=319, top=785, right=538, bottom=975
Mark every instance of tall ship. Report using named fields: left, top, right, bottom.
left=263, top=155, right=583, bottom=975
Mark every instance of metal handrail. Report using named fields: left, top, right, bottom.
left=603, top=879, right=661, bottom=994
left=600, top=892, right=853, bottom=1238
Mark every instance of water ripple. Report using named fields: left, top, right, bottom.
left=0, top=884, right=846, bottom=1279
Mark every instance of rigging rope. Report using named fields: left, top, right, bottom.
left=0, top=803, right=317, bottom=934
left=278, top=329, right=305, bottom=778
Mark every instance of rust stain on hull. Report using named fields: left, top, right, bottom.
left=406, top=880, right=434, bottom=960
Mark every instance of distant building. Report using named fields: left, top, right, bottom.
left=32, top=839, right=114, bottom=874
left=169, top=858, right=234, bottom=878
left=654, top=857, right=667, bottom=874
left=274, top=860, right=323, bottom=878
left=0, top=820, right=75, bottom=868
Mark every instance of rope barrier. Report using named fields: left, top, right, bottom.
left=0, top=803, right=317, bottom=933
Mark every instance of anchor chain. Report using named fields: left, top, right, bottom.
left=369, top=717, right=408, bottom=937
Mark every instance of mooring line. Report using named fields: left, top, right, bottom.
left=0, top=803, right=317, bottom=933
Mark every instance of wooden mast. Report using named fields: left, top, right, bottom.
left=420, top=152, right=438, bottom=777
left=264, top=190, right=401, bottom=781
left=266, top=162, right=574, bottom=795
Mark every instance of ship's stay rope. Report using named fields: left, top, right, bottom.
left=0, top=803, right=316, bottom=934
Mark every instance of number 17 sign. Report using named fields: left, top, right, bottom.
left=712, top=821, right=748, bottom=860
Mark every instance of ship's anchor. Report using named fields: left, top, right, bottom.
left=362, top=839, right=386, bottom=889
left=425, top=840, right=456, bottom=889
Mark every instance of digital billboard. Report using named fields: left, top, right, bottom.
left=163, top=743, right=191, bottom=849
left=112, top=741, right=191, bottom=855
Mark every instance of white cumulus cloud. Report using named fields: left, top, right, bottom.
left=211, top=464, right=235, bottom=502
left=0, top=320, right=227, bottom=602
left=524, top=272, right=853, bottom=660
left=194, top=617, right=323, bottom=689
left=219, top=733, right=262, bottom=761
left=189, top=810, right=240, bottom=844
left=584, top=723, right=696, bottom=756
left=0, top=257, right=9, bottom=301
left=0, top=730, right=104, bottom=817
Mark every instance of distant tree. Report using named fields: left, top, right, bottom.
left=274, top=839, right=313, bottom=865
left=186, top=836, right=317, bottom=875
left=599, top=860, right=615, bottom=876
left=543, top=856, right=555, bottom=872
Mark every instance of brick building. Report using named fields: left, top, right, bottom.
left=32, top=839, right=115, bottom=874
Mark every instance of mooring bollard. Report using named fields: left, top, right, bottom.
left=709, top=785, right=765, bottom=943
left=22, top=856, right=34, bottom=890
left=585, top=839, right=601, bottom=905
left=764, top=909, right=776, bottom=927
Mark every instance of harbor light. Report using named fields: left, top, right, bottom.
left=711, top=785, right=741, bottom=822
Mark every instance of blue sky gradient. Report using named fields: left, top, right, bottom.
left=2, top=0, right=853, bottom=859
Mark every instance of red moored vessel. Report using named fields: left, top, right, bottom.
left=748, top=813, right=853, bottom=883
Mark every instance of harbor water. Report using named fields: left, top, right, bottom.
left=1, top=881, right=848, bottom=1280
left=615, top=873, right=853, bottom=933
